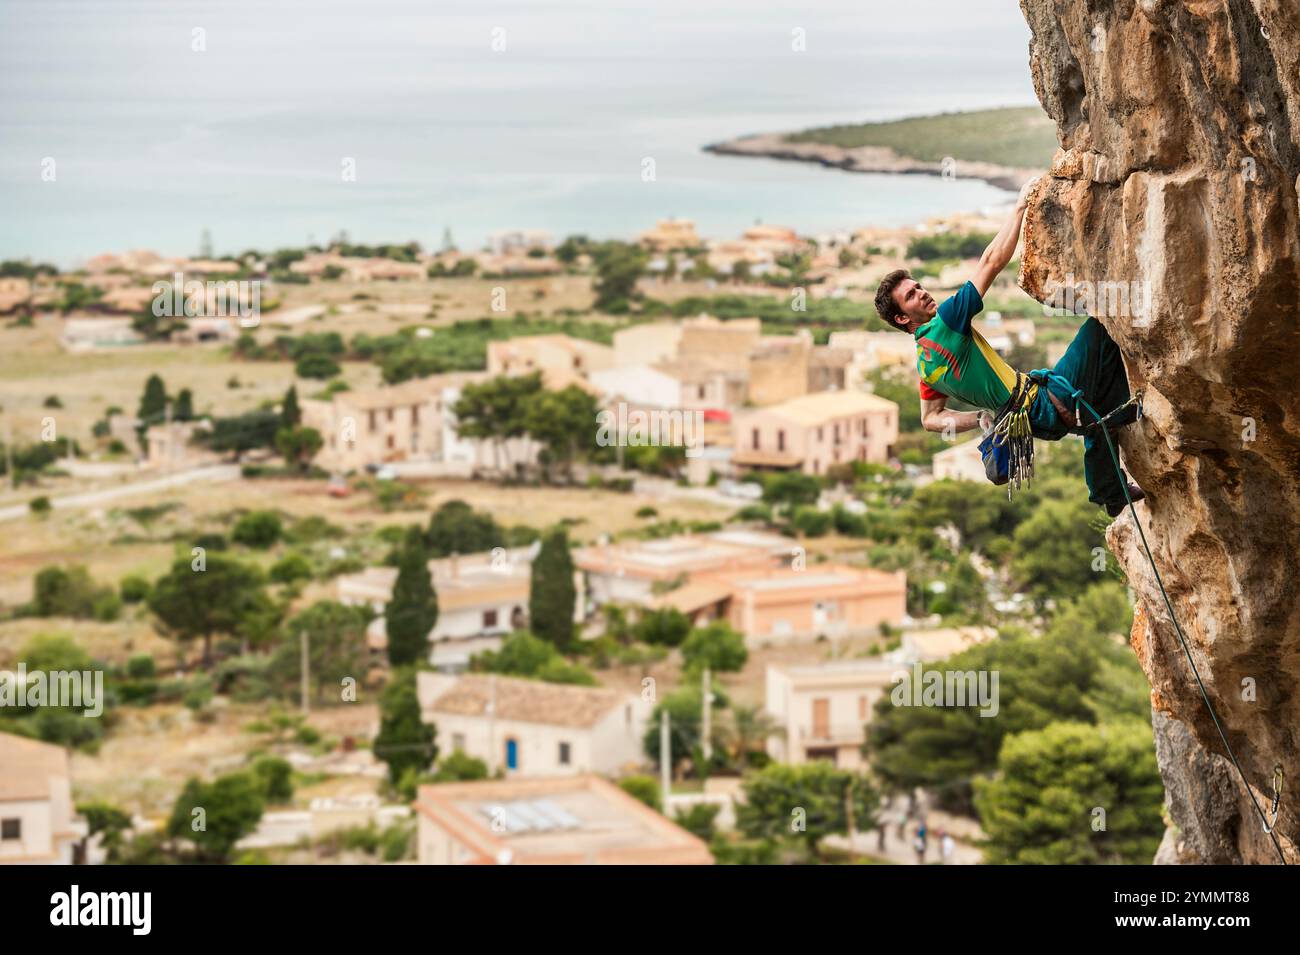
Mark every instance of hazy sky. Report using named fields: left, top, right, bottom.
left=0, top=1, right=1040, bottom=263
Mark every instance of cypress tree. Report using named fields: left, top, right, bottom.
left=529, top=529, right=576, bottom=651
left=281, top=385, right=302, bottom=428
left=386, top=527, right=438, bottom=666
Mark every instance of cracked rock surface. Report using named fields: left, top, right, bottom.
left=1017, top=0, right=1300, bottom=863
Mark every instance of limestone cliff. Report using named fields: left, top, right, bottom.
left=1016, top=0, right=1300, bottom=863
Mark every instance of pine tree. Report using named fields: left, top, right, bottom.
left=281, top=385, right=301, bottom=428
left=386, top=527, right=438, bottom=667
left=529, top=529, right=576, bottom=651
left=174, top=388, right=194, bottom=422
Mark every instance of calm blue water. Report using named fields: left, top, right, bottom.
left=0, top=0, right=1039, bottom=266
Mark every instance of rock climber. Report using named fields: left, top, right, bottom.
left=873, top=176, right=1144, bottom=517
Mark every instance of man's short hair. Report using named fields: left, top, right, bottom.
left=874, top=268, right=912, bottom=331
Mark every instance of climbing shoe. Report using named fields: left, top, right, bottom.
left=1104, top=484, right=1145, bottom=518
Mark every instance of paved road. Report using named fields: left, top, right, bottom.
left=0, top=464, right=241, bottom=521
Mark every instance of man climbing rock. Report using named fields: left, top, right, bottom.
left=873, top=177, right=1143, bottom=517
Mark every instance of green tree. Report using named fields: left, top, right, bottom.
left=425, top=499, right=503, bottom=556
left=642, top=686, right=724, bottom=775
left=251, top=756, right=294, bottom=804
left=865, top=599, right=1144, bottom=813
left=618, top=775, right=662, bottom=811
left=525, top=386, right=600, bottom=481
left=737, top=762, right=878, bottom=859
left=77, top=801, right=133, bottom=863
left=166, top=771, right=266, bottom=862
left=173, top=388, right=194, bottom=422
left=275, top=425, right=323, bottom=471
left=592, top=243, right=646, bottom=311
left=374, top=667, right=437, bottom=785
left=633, top=608, right=692, bottom=647
left=762, top=472, right=821, bottom=510
left=386, top=527, right=438, bottom=667
left=452, top=374, right=543, bottom=475
left=31, top=565, right=118, bottom=620
left=429, top=750, right=489, bottom=782
left=295, top=352, right=341, bottom=379
left=529, top=529, right=576, bottom=651
left=680, top=621, right=748, bottom=674
left=136, top=374, right=168, bottom=448
left=147, top=554, right=269, bottom=666
left=281, top=384, right=302, bottom=428
left=232, top=510, right=283, bottom=548
left=273, top=600, right=370, bottom=703
left=1011, top=497, right=1108, bottom=607
left=973, top=721, right=1164, bottom=864
left=199, top=409, right=281, bottom=460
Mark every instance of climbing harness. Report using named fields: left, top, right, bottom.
left=1077, top=388, right=1290, bottom=865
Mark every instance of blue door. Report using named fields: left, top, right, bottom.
left=505, top=738, right=518, bottom=770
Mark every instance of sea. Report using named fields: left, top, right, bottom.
left=0, top=0, right=1041, bottom=266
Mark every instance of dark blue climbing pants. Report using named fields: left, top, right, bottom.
left=1028, top=317, right=1136, bottom=508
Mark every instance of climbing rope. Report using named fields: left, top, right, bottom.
left=1066, top=379, right=1290, bottom=865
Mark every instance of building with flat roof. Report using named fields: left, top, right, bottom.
left=726, top=563, right=907, bottom=644
left=764, top=659, right=900, bottom=768
left=414, top=775, right=712, bottom=864
left=417, top=673, right=649, bottom=777
left=573, top=530, right=794, bottom=607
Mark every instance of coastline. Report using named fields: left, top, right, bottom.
left=703, top=132, right=1038, bottom=193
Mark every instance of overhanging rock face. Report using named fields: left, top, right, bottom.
left=1016, top=0, right=1300, bottom=863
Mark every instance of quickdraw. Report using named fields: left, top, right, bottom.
left=1264, top=765, right=1285, bottom=835
left=987, top=372, right=1038, bottom=497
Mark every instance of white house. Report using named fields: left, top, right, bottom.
left=588, top=364, right=684, bottom=409
left=417, top=672, right=650, bottom=778
left=0, top=733, right=89, bottom=865
left=336, top=546, right=584, bottom=670
left=931, top=438, right=986, bottom=482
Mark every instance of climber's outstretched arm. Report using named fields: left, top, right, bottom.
left=971, top=176, right=1039, bottom=298
left=921, top=393, right=982, bottom=434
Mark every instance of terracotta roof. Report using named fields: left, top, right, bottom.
left=0, top=732, right=70, bottom=801
left=648, top=582, right=733, bottom=614
left=418, top=673, right=624, bottom=729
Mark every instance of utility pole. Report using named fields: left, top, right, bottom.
left=659, top=710, right=671, bottom=807
left=701, top=666, right=712, bottom=762
left=487, top=674, right=498, bottom=775
left=299, top=627, right=310, bottom=715
left=3, top=407, right=14, bottom=492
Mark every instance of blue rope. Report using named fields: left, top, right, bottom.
left=1072, top=389, right=1289, bottom=865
